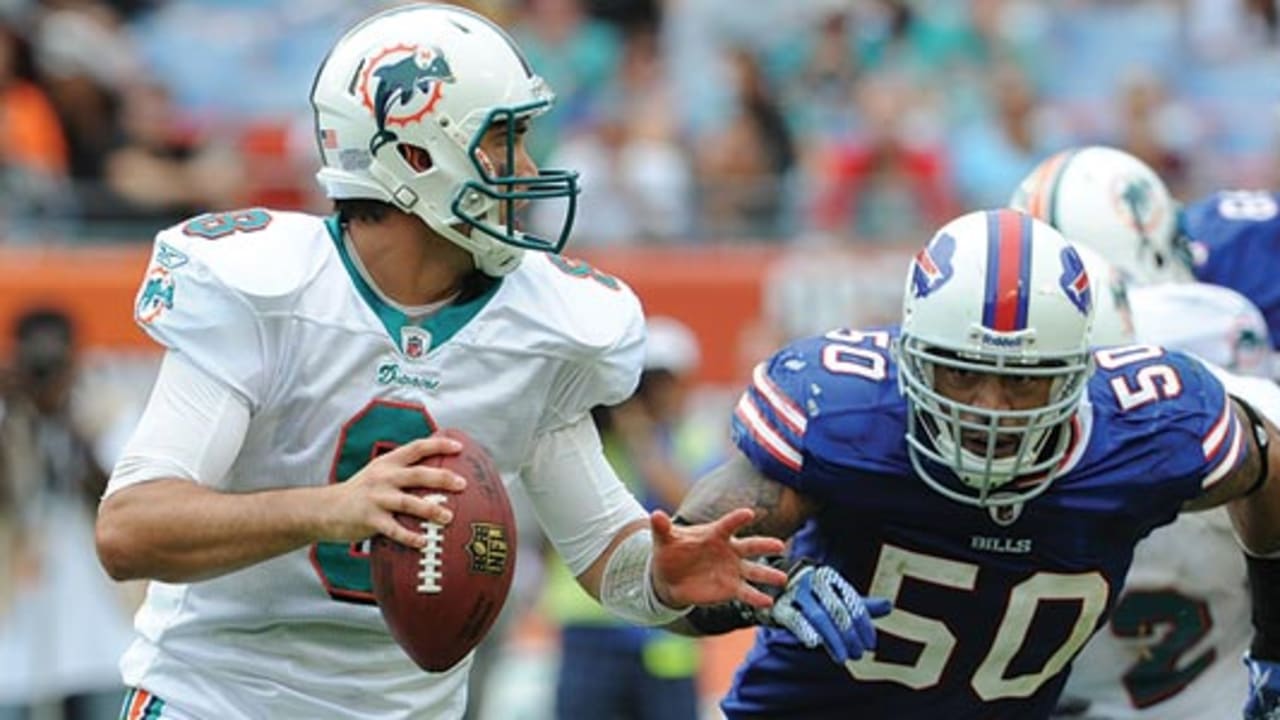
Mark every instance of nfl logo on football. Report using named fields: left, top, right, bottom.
left=401, top=327, right=431, bottom=361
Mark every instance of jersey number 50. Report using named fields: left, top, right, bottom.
left=847, top=544, right=1109, bottom=701
left=821, top=329, right=891, bottom=381
left=1095, top=345, right=1183, bottom=412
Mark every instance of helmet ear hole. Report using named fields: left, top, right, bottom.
left=397, top=143, right=434, bottom=173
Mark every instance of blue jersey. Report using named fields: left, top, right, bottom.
left=1184, top=190, right=1280, bottom=348
left=723, top=328, right=1247, bottom=720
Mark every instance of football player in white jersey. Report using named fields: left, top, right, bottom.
left=93, top=6, right=788, bottom=719
left=1013, top=148, right=1280, bottom=719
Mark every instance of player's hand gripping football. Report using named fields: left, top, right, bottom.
left=649, top=509, right=788, bottom=609
left=316, top=436, right=466, bottom=549
left=1244, top=653, right=1280, bottom=720
left=768, top=560, right=892, bottom=665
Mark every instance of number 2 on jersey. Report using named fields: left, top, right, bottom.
left=311, top=401, right=437, bottom=604
left=1110, top=589, right=1214, bottom=708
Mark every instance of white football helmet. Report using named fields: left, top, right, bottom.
left=1010, top=145, right=1193, bottom=285
left=898, top=209, right=1095, bottom=507
left=311, top=3, right=579, bottom=276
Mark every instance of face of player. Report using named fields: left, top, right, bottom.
left=931, top=364, right=1055, bottom=457
left=474, top=117, right=537, bottom=223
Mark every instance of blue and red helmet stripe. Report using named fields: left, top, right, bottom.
left=982, top=210, right=1034, bottom=332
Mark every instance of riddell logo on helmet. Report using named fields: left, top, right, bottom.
left=979, top=332, right=1027, bottom=348
left=360, top=44, right=455, bottom=154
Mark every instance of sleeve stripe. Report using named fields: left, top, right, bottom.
left=1201, top=418, right=1246, bottom=490
left=752, top=362, right=807, bottom=434
left=734, top=395, right=802, bottom=471
left=1202, top=398, right=1233, bottom=458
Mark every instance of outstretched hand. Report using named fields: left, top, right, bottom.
left=649, top=508, right=788, bottom=609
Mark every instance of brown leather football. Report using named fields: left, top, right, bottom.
left=370, top=428, right=517, bottom=672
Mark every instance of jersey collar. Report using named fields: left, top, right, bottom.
left=325, top=215, right=502, bottom=355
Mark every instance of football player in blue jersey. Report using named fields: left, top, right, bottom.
left=667, top=208, right=1280, bottom=720
left=1183, top=189, right=1280, bottom=352
left=1010, top=144, right=1280, bottom=357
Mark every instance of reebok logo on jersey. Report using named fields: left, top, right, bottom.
left=970, top=535, right=1032, bottom=554
left=155, top=241, right=188, bottom=269
left=377, top=363, right=439, bottom=391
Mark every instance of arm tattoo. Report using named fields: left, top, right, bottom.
left=676, top=454, right=812, bottom=539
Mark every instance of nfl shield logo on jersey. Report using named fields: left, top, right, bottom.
left=401, top=327, right=431, bottom=361
left=987, top=496, right=1026, bottom=527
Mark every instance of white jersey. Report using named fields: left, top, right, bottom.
left=1062, top=282, right=1277, bottom=719
left=1129, top=282, right=1273, bottom=378
left=114, top=210, right=644, bottom=719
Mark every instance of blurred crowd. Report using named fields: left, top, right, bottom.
left=1, top=0, right=1278, bottom=245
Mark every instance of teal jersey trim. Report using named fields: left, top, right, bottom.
left=325, top=216, right=502, bottom=353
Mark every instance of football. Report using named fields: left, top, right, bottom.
left=370, top=428, right=517, bottom=672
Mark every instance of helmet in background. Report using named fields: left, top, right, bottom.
left=1010, top=146, right=1192, bottom=285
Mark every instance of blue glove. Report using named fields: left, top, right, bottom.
left=768, top=563, right=892, bottom=665
left=1245, top=653, right=1280, bottom=720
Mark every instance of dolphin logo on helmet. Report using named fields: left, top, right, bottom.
left=360, top=45, right=455, bottom=155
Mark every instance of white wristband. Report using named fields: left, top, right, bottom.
left=599, top=529, right=693, bottom=626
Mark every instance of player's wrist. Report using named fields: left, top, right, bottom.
left=288, top=485, right=340, bottom=544
left=683, top=556, right=788, bottom=636
left=600, top=529, right=692, bottom=625
left=1247, top=554, right=1280, bottom=661
left=648, top=563, right=694, bottom=613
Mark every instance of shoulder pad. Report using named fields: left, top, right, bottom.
left=504, top=254, right=645, bottom=430
left=1090, top=345, right=1246, bottom=494
left=156, top=210, right=331, bottom=300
